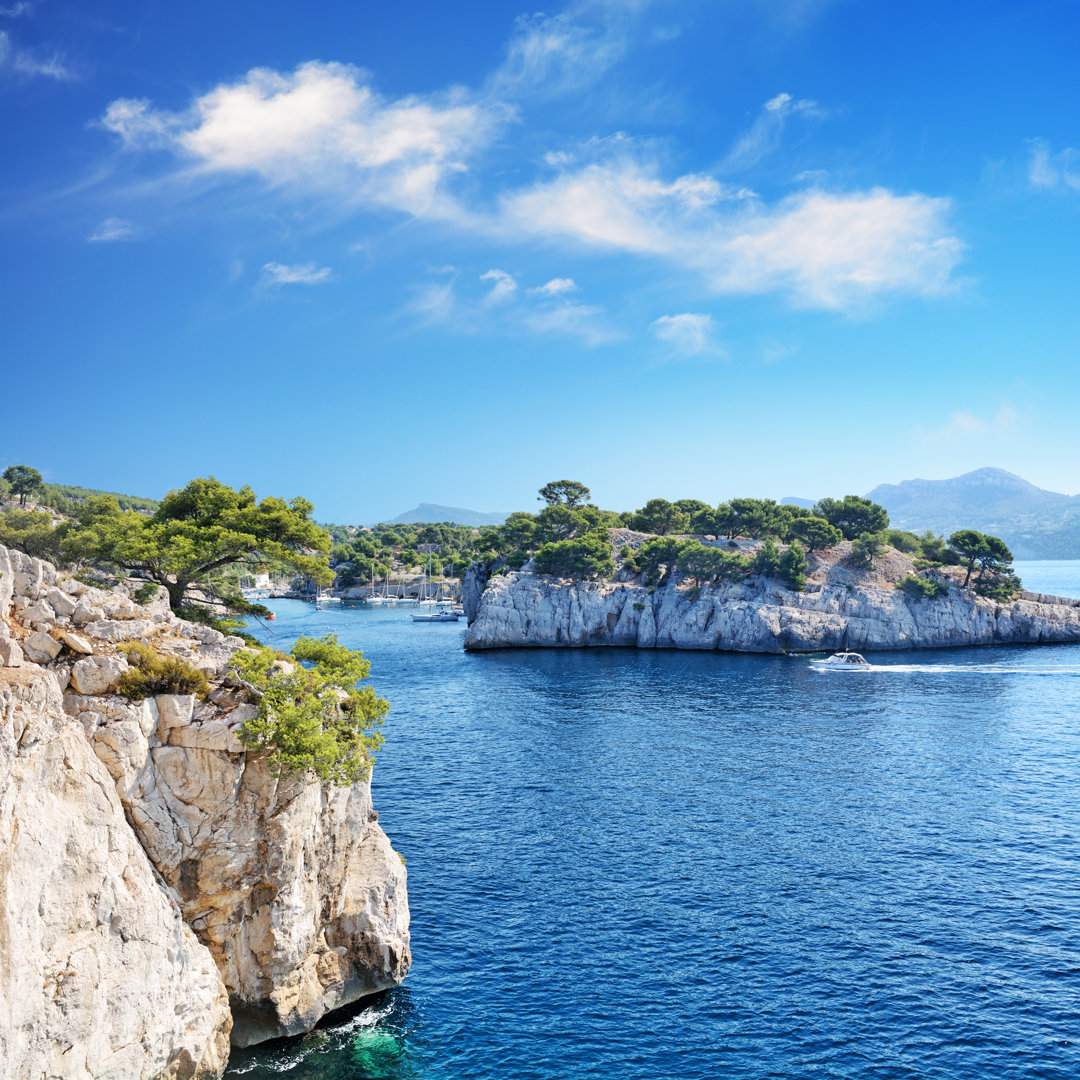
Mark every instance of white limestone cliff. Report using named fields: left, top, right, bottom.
left=0, top=543, right=410, bottom=1074
left=464, top=540, right=1080, bottom=652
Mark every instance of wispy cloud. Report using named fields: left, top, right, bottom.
left=488, top=2, right=646, bottom=100
left=722, top=92, right=822, bottom=173
left=916, top=405, right=1018, bottom=443
left=101, top=61, right=508, bottom=219
left=261, top=261, right=334, bottom=285
left=0, top=3, right=34, bottom=18
left=529, top=277, right=578, bottom=296
left=87, top=217, right=137, bottom=242
left=0, top=28, right=72, bottom=80
left=649, top=313, right=724, bottom=359
left=1026, top=138, right=1080, bottom=193
left=404, top=268, right=615, bottom=346
left=480, top=267, right=518, bottom=303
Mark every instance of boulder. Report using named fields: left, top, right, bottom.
left=58, top=629, right=95, bottom=655
left=156, top=693, right=196, bottom=734
left=83, top=618, right=157, bottom=641
left=23, top=631, right=63, bottom=664
left=0, top=639, right=24, bottom=668
left=45, top=586, right=77, bottom=618
left=70, top=654, right=128, bottom=695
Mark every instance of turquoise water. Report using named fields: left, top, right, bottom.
left=227, top=563, right=1080, bottom=1079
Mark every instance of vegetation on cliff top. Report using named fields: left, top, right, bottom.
left=231, top=634, right=389, bottom=785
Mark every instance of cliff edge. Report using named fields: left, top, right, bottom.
left=0, top=544, right=410, bottom=1076
left=464, top=539, right=1080, bottom=653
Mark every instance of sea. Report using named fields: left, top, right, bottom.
left=226, top=561, right=1080, bottom=1080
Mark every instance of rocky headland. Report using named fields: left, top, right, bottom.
left=464, top=534, right=1080, bottom=653
left=0, top=544, right=410, bottom=1078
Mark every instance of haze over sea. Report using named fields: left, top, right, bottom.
left=229, top=562, right=1080, bottom=1079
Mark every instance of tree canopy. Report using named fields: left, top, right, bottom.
left=2, top=465, right=43, bottom=507
left=813, top=495, right=889, bottom=540
left=538, top=480, right=591, bottom=508
left=947, top=530, right=1015, bottom=588
left=63, top=476, right=333, bottom=612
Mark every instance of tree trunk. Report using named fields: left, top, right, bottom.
left=166, top=579, right=188, bottom=612
left=963, top=559, right=975, bottom=588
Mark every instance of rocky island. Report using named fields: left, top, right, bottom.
left=464, top=532, right=1080, bottom=653
left=0, top=543, right=410, bottom=1079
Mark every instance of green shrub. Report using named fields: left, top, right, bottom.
left=117, top=642, right=210, bottom=701
left=850, top=531, right=886, bottom=567
left=533, top=534, right=615, bottom=580
left=753, top=539, right=781, bottom=576
left=974, top=573, right=1023, bottom=602
left=230, top=634, right=388, bottom=785
left=778, top=541, right=808, bottom=591
left=133, top=582, right=160, bottom=605
left=898, top=574, right=949, bottom=600
left=633, top=602, right=645, bottom=611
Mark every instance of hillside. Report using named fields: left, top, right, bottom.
left=868, top=467, right=1080, bottom=559
left=388, top=503, right=512, bottom=527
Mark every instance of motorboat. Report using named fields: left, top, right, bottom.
left=412, top=605, right=460, bottom=623
left=811, top=650, right=871, bottom=671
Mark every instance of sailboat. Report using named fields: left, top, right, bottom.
left=365, top=566, right=385, bottom=605
left=412, top=550, right=459, bottom=622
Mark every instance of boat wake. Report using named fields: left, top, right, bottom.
left=815, top=662, right=1080, bottom=677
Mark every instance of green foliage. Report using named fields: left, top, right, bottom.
left=850, top=531, right=887, bottom=567
left=133, top=581, right=160, bottom=605
left=778, top=541, right=808, bottom=591
left=532, top=534, right=615, bottom=580
left=117, top=642, right=210, bottom=701
left=753, top=539, right=781, bottom=576
left=814, top=495, right=889, bottom=540
left=885, top=529, right=921, bottom=554
left=631, top=498, right=691, bottom=536
left=674, top=499, right=710, bottom=516
left=675, top=541, right=751, bottom=584
left=915, top=530, right=950, bottom=563
left=898, top=574, right=950, bottom=600
left=790, top=516, right=843, bottom=552
left=974, top=573, right=1023, bottom=602
left=230, top=634, right=388, bottom=786
left=633, top=536, right=687, bottom=585
left=0, top=509, right=63, bottom=560
left=61, top=477, right=333, bottom=612
left=2, top=465, right=44, bottom=507
left=535, top=504, right=590, bottom=545
left=947, top=530, right=1016, bottom=589
left=537, top=480, right=591, bottom=508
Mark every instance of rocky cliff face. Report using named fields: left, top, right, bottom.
left=0, top=544, right=410, bottom=1075
left=464, top=541, right=1080, bottom=653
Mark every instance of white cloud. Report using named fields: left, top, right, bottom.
left=523, top=300, right=617, bottom=345
left=917, top=405, right=1018, bottom=443
left=649, top=313, right=722, bottom=358
left=480, top=268, right=517, bottom=303
left=87, top=217, right=137, bottom=242
left=722, top=91, right=822, bottom=173
left=488, top=5, right=636, bottom=100
left=261, top=261, right=334, bottom=285
left=101, top=61, right=507, bottom=218
left=529, top=277, right=578, bottom=296
left=0, top=3, right=34, bottom=16
left=0, top=28, right=72, bottom=80
left=1027, top=138, right=1080, bottom=193
left=501, top=159, right=962, bottom=309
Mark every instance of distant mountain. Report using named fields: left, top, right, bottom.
left=781, top=496, right=816, bottom=509
left=388, top=503, right=512, bottom=527
left=867, top=467, right=1080, bottom=559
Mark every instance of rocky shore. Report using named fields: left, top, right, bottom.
left=0, top=544, right=410, bottom=1078
left=464, top=538, right=1080, bottom=653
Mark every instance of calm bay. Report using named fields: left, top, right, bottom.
left=228, top=561, right=1080, bottom=1079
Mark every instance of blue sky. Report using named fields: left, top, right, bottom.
left=2, top=0, right=1078, bottom=523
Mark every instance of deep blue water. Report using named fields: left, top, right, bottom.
left=227, top=563, right=1080, bottom=1080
